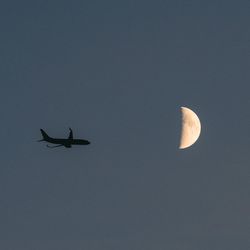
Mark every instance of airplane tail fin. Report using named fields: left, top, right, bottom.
left=39, top=129, right=50, bottom=141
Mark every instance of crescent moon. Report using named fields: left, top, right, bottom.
left=179, top=107, right=201, bottom=149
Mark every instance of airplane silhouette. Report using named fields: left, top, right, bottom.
left=38, top=128, right=90, bottom=148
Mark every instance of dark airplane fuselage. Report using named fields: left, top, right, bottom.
left=47, top=138, right=90, bottom=146
left=39, top=128, right=90, bottom=148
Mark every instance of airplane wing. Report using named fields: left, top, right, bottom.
left=47, top=144, right=64, bottom=148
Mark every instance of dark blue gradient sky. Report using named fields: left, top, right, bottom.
left=1, top=1, right=249, bottom=249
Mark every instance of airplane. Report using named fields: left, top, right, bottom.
left=38, top=128, right=90, bottom=148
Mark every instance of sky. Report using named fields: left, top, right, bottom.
left=1, top=0, right=250, bottom=249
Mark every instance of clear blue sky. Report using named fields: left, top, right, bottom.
left=1, top=1, right=249, bottom=249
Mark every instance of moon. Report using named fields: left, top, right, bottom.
left=179, top=107, right=201, bottom=149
